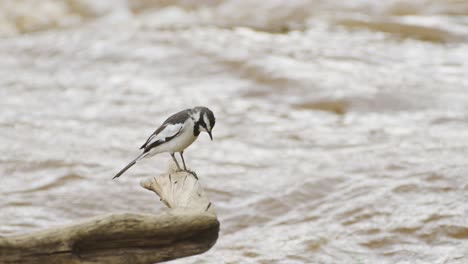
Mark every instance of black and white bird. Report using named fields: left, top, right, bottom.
left=113, top=106, right=216, bottom=179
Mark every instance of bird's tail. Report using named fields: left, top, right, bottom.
left=112, top=152, right=147, bottom=179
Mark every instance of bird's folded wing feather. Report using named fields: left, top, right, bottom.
left=140, top=123, right=184, bottom=150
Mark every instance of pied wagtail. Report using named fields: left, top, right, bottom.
left=113, top=106, right=216, bottom=179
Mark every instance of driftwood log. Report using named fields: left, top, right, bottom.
left=0, top=171, right=219, bottom=264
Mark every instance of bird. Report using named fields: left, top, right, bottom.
left=113, top=106, right=216, bottom=179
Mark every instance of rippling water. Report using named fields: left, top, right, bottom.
left=1, top=1, right=468, bottom=263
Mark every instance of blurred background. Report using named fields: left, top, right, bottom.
left=1, top=0, right=468, bottom=263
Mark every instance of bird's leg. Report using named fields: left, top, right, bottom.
left=170, top=152, right=181, bottom=170
left=180, top=151, right=187, bottom=170
left=179, top=152, right=198, bottom=179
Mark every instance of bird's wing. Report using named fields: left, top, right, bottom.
left=140, top=124, right=165, bottom=149
left=140, top=109, right=191, bottom=149
left=140, top=123, right=184, bottom=151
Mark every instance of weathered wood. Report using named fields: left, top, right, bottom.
left=0, top=171, right=219, bottom=264
left=141, top=171, right=216, bottom=214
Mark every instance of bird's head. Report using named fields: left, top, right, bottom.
left=193, top=106, right=216, bottom=140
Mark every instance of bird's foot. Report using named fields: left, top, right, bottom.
left=176, top=169, right=198, bottom=180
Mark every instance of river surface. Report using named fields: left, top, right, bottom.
left=1, top=1, right=468, bottom=263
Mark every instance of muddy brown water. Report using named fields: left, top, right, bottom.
left=1, top=1, right=468, bottom=263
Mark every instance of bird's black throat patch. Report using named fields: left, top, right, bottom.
left=193, top=120, right=202, bottom=136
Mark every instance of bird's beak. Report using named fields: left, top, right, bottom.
left=208, top=131, right=213, bottom=141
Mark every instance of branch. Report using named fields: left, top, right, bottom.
left=0, top=171, right=219, bottom=264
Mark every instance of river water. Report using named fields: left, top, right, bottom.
left=1, top=1, right=468, bottom=263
